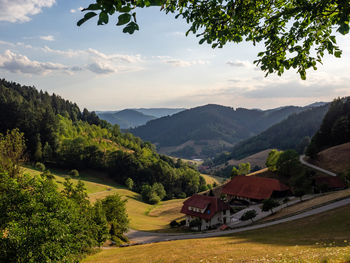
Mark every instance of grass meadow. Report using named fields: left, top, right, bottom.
left=22, top=166, right=185, bottom=231
left=83, top=205, right=350, bottom=263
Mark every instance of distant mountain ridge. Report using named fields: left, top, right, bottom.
left=97, top=108, right=185, bottom=129
left=130, top=104, right=312, bottom=159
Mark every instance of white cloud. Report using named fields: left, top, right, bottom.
left=0, top=0, right=56, bottom=23
left=87, top=62, right=117, bottom=74
left=70, top=7, right=83, bottom=13
left=40, top=35, right=55, bottom=41
left=163, top=59, right=208, bottom=67
left=226, top=60, right=252, bottom=68
left=0, top=49, right=68, bottom=75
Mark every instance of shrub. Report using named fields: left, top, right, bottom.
left=177, top=192, right=186, bottom=199
left=69, top=169, right=79, bottom=177
left=170, top=220, right=179, bottom=228
left=35, top=162, right=45, bottom=171
left=240, top=210, right=257, bottom=222
left=180, top=219, right=186, bottom=226
left=42, top=170, right=54, bottom=180
left=125, top=177, right=134, bottom=190
left=262, top=198, right=280, bottom=213
left=148, top=192, right=161, bottom=204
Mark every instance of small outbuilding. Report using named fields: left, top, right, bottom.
left=222, top=175, right=290, bottom=203
left=181, top=194, right=230, bottom=231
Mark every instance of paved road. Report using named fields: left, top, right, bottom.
left=126, top=197, right=350, bottom=244
left=299, top=155, right=337, bottom=176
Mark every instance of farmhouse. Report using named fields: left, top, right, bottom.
left=181, top=194, right=230, bottom=231
left=222, top=175, right=290, bottom=203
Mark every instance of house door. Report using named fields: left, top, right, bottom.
left=223, top=217, right=226, bottom=224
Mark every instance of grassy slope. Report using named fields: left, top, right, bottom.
left=200, top=173, right=223, bottom=185
left=84, top=205, right=350, bottom=263
left=22, top=166, right=184, bottom=231
left=310, top=142, right=350, bottom=174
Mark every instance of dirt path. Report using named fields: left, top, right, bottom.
left=299, top=155, right=337, bottom=176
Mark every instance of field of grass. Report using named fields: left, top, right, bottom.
left=310, top=142, right=350, bottom=174
left=200, top=173, right=224, bottom=185
left=22, top=166, right=184, bottom=231
left=83, top=205, right=350, bottom=263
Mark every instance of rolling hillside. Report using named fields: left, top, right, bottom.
left=131, top=104, right=308, bottom=159
left=97, top=108, right=185, bottom=129
left=97, top=109, right=156, bottom=129
left=22, top=166, right=185, bottom=231
left=309, top=142, right=350, bottom=174
left=226, top=103, right=329, bottom=160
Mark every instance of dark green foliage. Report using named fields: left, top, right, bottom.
left=262, top=199, right=280, bottom=213
left=35, top=162, right=46, bottom=171
left=101, top=194, right=129, bottom=234
left=227, top=104, right=329, bottom=160
left=0, top=130, right=132, bottom=262
left=307, top=97, right=350, bottom=156
left=240, top=210, right=257, bottom=222
left=80, top=0, right=349, bottom=79
left=265, top=150, right=282, bottom=172
left=231, top=163, right=251, bottom=177
left=0, top=173, right=100, bottom=262
left=125, top=177, right=134, bottom=190
left=0, top=79, right=105, bottom=159
left=141, top=183, right=166, bottom=204
left=69, top=169, right=79, bottom=177
left=0, top=129, right=25, bottom=177
left=289, top=174, right=313, bottom=200
left=91, top=201, right=109, bottom=247
left=0, top=79, right=204, bottom=200
left=276, top=150, right=301, bottom=178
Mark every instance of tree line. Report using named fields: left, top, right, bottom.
left=0, top=79, right=206, bottom=203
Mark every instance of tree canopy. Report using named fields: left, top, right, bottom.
left=78, top=0, right=349, bottom=79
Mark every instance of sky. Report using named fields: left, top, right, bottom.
left=0, top=0, right=349, bottom=111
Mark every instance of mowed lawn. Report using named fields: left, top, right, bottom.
left=22, top=166, right=184, bottom=231
left=83, top=205, right=350, bottom=263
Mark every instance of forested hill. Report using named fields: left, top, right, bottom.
left=221, top=103, right=330, bottom=161
left=0, top=79, right=206, bottom=201
left=130, top=104, right=308, bottom=159
left=0, top=78, right=105, bottom=157
left=307, top=97, right=350, bottom=157
left=97, top=109, right=156, bottom=129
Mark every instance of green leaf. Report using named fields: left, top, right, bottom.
left=98, top=12, right=109, bottom=25
left=84, top=4, right=100, bottom=11
left=117, top=13, right=131, bottom=26
left=119, top=6, right=132, bottom=12
left=334, top=50, right=342, bottom=58
left=77, top=12, right=97, bottom=26
left=149, top=0, right=163, bottom=6
left=199, top=38, right=205, bottom=45
left=122, top=22, right=139, bottom=34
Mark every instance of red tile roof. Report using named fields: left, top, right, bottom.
left=222, top=175, right=289, bottom=200
left=315, top=176, right=346, bottom=189
left=181, top=194, right=229, bottom=220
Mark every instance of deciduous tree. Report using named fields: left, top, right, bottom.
left=78, top=0, right=350, bottom=79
